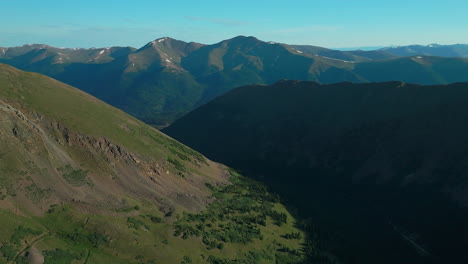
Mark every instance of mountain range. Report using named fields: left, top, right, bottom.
left=2, top=37, right=468, bottom=126
left=164, top=80, right=468, bottom=264
left=380, top=44, right=468, bottom=58
left=0, top=64, right=309, bottom=264
left=292, top=43, right=468, bottom=60
left=2, top=34, right=468, bottom=263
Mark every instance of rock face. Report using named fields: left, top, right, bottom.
left=164, top=80, right=468, bottom=264
left=0, top=63, right=227, bottom=216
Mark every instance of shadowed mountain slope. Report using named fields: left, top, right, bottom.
left=165, top=80, right=468, bottom=264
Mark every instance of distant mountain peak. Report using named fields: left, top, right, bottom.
left=138, top=37, right=202, bottom=57
left=154, top=37, right=170, bottom=43
left=20, top=43, right=52, bottom=49
left=148, top=37, right=186, bottom=45
left=231, top=35, right=258, bottom=39
left=380, top=45, right=400, bottom=50
left=225, top=35, right=260, bottom=43
left=145, top=37, right=169, bottom=47
left=141, top=37, right=205, bottom=53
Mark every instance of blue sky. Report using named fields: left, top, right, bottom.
left=1, top=0, right=467, bottom=49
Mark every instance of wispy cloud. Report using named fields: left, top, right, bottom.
left=185, top=16, right=250, bottom=26
left=0, top=23, right=221, bottom=48
left=273, top=25, right=342, bottom=33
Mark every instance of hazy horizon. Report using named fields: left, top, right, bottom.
left=2, top=0, right=468, bottom=49
left=2, top=36, right=466, bottom=51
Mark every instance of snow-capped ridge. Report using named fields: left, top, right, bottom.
left=147, top=37, right=172, bottom=47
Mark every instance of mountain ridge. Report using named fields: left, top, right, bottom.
left=379, top=43, right=468, bottom=57
left=3, top=36, right=468, bottom=126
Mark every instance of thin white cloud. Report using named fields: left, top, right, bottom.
left=185, top=16, right=250, bottom=26
left=273, top=25, right=342, bottom=33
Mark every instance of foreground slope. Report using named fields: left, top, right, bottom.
left=4, top=37, right=468, bottom=126
left=165, top=80, right=468, bottom=264
left=0, top=64, right=308, bottom=264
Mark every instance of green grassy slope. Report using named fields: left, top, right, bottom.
left=0, top=64, right=309, bottom=264
left=0, top=173, right=309, bottom=264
